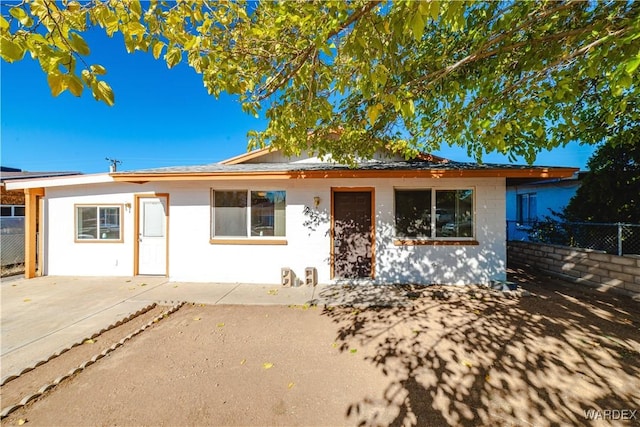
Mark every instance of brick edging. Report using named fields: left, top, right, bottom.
left=0, top=301, right=185, bottom=420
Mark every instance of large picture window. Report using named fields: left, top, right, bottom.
left=75, top=205, right=122, bottom=241
left=212, top=190, right=286, bottom=238
left=395, top=189, right=474, bottom=239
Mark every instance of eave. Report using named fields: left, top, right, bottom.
left=112, top=167, right=578, bottom=183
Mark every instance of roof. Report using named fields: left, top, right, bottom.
left=4, top=149, right=579, bottom=189
left=111, top=158, right=577, bottom=182
left=5, top=173, right=113, bottom=190
left=0, top=170, right=82, bottom=184
left=219, top=146, right=276, bottom=165
left=506, top=171, right=586, bottom=187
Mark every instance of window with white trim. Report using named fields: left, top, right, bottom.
left=75, top=205, right=122, bottom=241
left=211, top=190, right=286, bottom=238
left=395, top=189, right=474, bottom=239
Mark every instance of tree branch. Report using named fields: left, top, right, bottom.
left=256, top=0, right=381, bottom=101
left=408, top=21, right=617, bottom=93
left=44, top=0, right=92, bottom=73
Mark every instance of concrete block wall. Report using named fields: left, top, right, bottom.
left=507, top=241, right=640, bottom=297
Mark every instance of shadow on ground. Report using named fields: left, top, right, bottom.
left=322, top=268, right=640, bottom=426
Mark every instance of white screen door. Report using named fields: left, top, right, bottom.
left=137, top=196, right=167, bottom=275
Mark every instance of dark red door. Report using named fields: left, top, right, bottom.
left=333, top=191, right=373, bottom=278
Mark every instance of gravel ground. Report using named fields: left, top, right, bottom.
left=2, top=271, right=639, bottom=426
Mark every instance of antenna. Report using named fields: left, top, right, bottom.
left=105, top=157, right=122, bottom=173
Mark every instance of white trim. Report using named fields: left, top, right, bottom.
left=5, top=174, right=114, bottom=190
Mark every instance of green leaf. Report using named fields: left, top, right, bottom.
left=618, top=73, right=632, bottom=90
left=411, top=11, right=425, bottom=42
left=619, top=98, right=627, bottom=113
left=625, top=57, right=640, bottom=75
left=47, top=73, right=67, bottom=97
left=90, top=64, right=107, bottom=75
left=0, top=36, right=25, bottom=62
left=69, top=33, right=90, bottom=56
left=401, top=99, right=415, bottom=118
left=429, top=1, right=441, bottom=21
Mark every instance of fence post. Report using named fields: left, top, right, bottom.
left=617, top=222, right=623, bottom=256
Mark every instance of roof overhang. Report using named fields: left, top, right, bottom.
left=5, top=173, right=114, bottom=190
left=112, top=167, right=578, bottom=183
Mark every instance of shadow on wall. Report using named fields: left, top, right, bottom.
left=322, top=268, right=640, bottom=426
left=303, top=205, right=506, bottom=285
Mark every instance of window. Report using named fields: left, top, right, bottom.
left=395, top=189, right=474, bottom=240
left=395, top=190, right=432, bottom=238
left=435, top=190, right=474, bottom=238
left=75, top=205, right=122, bottom=241
left=212, top=190, right=286, bottom=238
left=517, top=193, right=537, bottom=224
left=0, top=205, right=25, bottom=217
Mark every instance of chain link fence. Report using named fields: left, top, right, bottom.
left=507, top=220, right=640, bottom=256
left=1, top=217, right=25, bottom=276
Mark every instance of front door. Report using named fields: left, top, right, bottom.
left=136, top=195, right=168, bottom=275
left=332, top=190, right=374, bottom=279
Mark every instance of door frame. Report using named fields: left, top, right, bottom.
left=330, top=187, right=375, bottom=280
left=133, top=193, right=170, bottom=276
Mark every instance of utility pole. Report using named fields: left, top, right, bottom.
left=105, top=157, right=122, bottom=173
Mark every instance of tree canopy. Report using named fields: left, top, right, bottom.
left=2, top=1, right=639, bottom=163
left=564, top=127, right=640, bottom=223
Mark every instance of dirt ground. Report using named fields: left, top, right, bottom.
left=2, top=270, right=639, bottom=427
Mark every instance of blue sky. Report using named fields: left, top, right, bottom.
left=1, top=28, right=595, bottom=174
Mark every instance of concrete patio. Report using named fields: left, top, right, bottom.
left=1, top=275, right=416, bottom=380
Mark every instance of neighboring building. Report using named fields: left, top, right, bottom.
left=1, top=167, right=26, bottom=215
left=1, top=167, right=81, bottom=269
left=6, top=149, right=576, bottom=284
left=1, top=167, right=81, bottom=209
left=506, top=172, right=585, bottom=240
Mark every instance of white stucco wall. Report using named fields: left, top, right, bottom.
left=42, top=177, right=506, bottom=285
left=43, top=183, right=138, bottom=276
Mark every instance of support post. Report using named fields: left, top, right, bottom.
left=24, top=188, right=44, bottom=279
left=617, top=222, right=623, bottom=257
